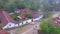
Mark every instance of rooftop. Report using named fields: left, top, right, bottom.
left=0, top=30, right=10, bottom=34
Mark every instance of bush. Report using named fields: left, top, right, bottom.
left=25, top=13, right=32, bottom=19
left=43, top=12, right=52, bottom=18
left=11, top=13, right=20, bottom=21
left=0, top=24, right=2, bottom=29
left=40, top=19, right=60, bottom=34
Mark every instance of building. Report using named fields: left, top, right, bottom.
left=0, top=10, right=43, bottom=29
left=0, top=11, right=16, bottom=29
left=54, top=16, right=60, bottom=26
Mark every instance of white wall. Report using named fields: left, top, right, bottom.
left=3, top=22, right=15, bottom=29
left=33, top=18, right=39, bottom=21
left=15, top=10, right=20, bottom=13
left=14, top=24, right=18, bottom=27
left=33, top=15, right=43, bottom=21
left=17, top=16, right=22, bottom=19
left=26, top=19, right=32, bottom=23
left=9, top=12, right=14, bottom=15
left=39, top=15, right=43, bottom=19
left=23, top=21, right=27, bottom=25
left=19, top=22, right=23, bottom=26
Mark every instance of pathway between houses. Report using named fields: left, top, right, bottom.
left=8, top=21, right=40, bottom=34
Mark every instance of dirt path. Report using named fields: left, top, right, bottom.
left=52, top=12, right=60, bottom=18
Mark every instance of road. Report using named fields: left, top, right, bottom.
left=52, top=11, right=60, bottom=18
left=8, top=21, right=40, bottom=34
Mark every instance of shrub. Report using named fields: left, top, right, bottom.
left=40, top=19, right=60, bottom=34
left=25, top=13, right=32, bottom=19
left=11, top=13, right=20, bottom=21
left=0, top=24, right=2, bottom=29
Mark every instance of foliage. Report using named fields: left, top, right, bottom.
left=40, top=19, right=60, bottom=34
left=0, top=24, right=2, bottom=29
left=0, top=0, right=60, bottom=12
left=40, top=0, right=60, bottom=11
left=43, top=12, right=52, bottom=18
left=25, top=13, right=32, bottom=19
left=45, top=12, right=52, bottom=17
left=19, top=24, right=27, bottom=29
left=0, top=0, right=40, bottom=12
left=11, top=13, right=20, bottom=21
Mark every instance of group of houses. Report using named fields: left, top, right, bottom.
left=0, top=8, right=43, bottom=29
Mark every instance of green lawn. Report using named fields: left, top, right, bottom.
left=39, top=17, right=60, bottom=34
left=0, top=24, right=2, bottom=29
left=19, top=24, right=28, bottom=29
left=11, top=13, right=20, bottom=21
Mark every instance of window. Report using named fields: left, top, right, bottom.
left=9, top=24, right=11, bottom=26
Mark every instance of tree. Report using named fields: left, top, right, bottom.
left=0, top=0, right=41, bottom=12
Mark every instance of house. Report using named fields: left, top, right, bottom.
left=0, top=10, right=43, bottom=29
left=0, top=11, right=26, bottom=29
left=0, top=11, right=23, bottom=29
left=0, top=11, right=30, bottom=29
left=31, top=11, right=43, bottom=21
left=18, top=8, right=43, bottom=22
left=54, top=16, right=60, bottom=26
left=18, top=8, right=32, bottom=19
left=0, top=30, right=10, bottom=34
left=15, top=9, right=20, bottom=13
left=0, top=11, right=16, bottom=29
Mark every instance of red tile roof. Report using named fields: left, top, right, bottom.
left=19, top=8, right=41, bottom=19
left=0, top=11, right=15, bottom=27
left=32, top=11, right=41, bottom=18
left=0, top=30, right=10, bottom=34
left=23, top=8, right=31, bottom=12
left=54, top=17, right=60, bottom=26
left=21, top=8, right=32, bottom=14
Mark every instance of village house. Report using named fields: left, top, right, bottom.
left=0, top=9, right=43, bottom=29
left=54, top=16, right=60, bottom=26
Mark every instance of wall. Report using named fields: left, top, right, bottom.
left=2, top=22, right=15, bottom=29
left=26, top=19, right=32, bottom=23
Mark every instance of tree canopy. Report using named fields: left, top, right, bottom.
left=0, top=0, right=40, bottom=12
left=0, top=0, right=60, bottom=12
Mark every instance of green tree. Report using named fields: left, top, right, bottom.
left=0, top=0, right=41, bottom=12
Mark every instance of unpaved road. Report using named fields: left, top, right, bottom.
left=52, top=12, right=60, bottom=18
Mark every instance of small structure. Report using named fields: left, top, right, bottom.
left=18, top=8, right=32, bottom=19
left=54, top=15, right=60, bottom=26
left=15, top=9, right=20, bottom=13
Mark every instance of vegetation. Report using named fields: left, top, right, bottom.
left=11, top=13, right=20, bottom=21
left=0, top=0, right=60, bottom=12
left=0, top=24, right=2, bottom=29
left=0, top=0, right=40, bottom=12
left=43, top=12, right=53, bottom=18
left=39, top=18, right=60, bottom=34
left=40, top=0, right=60, bottom=12
left=25, top=13, right=32, bottom=19
left=19, top=24, right=27, bottom=29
